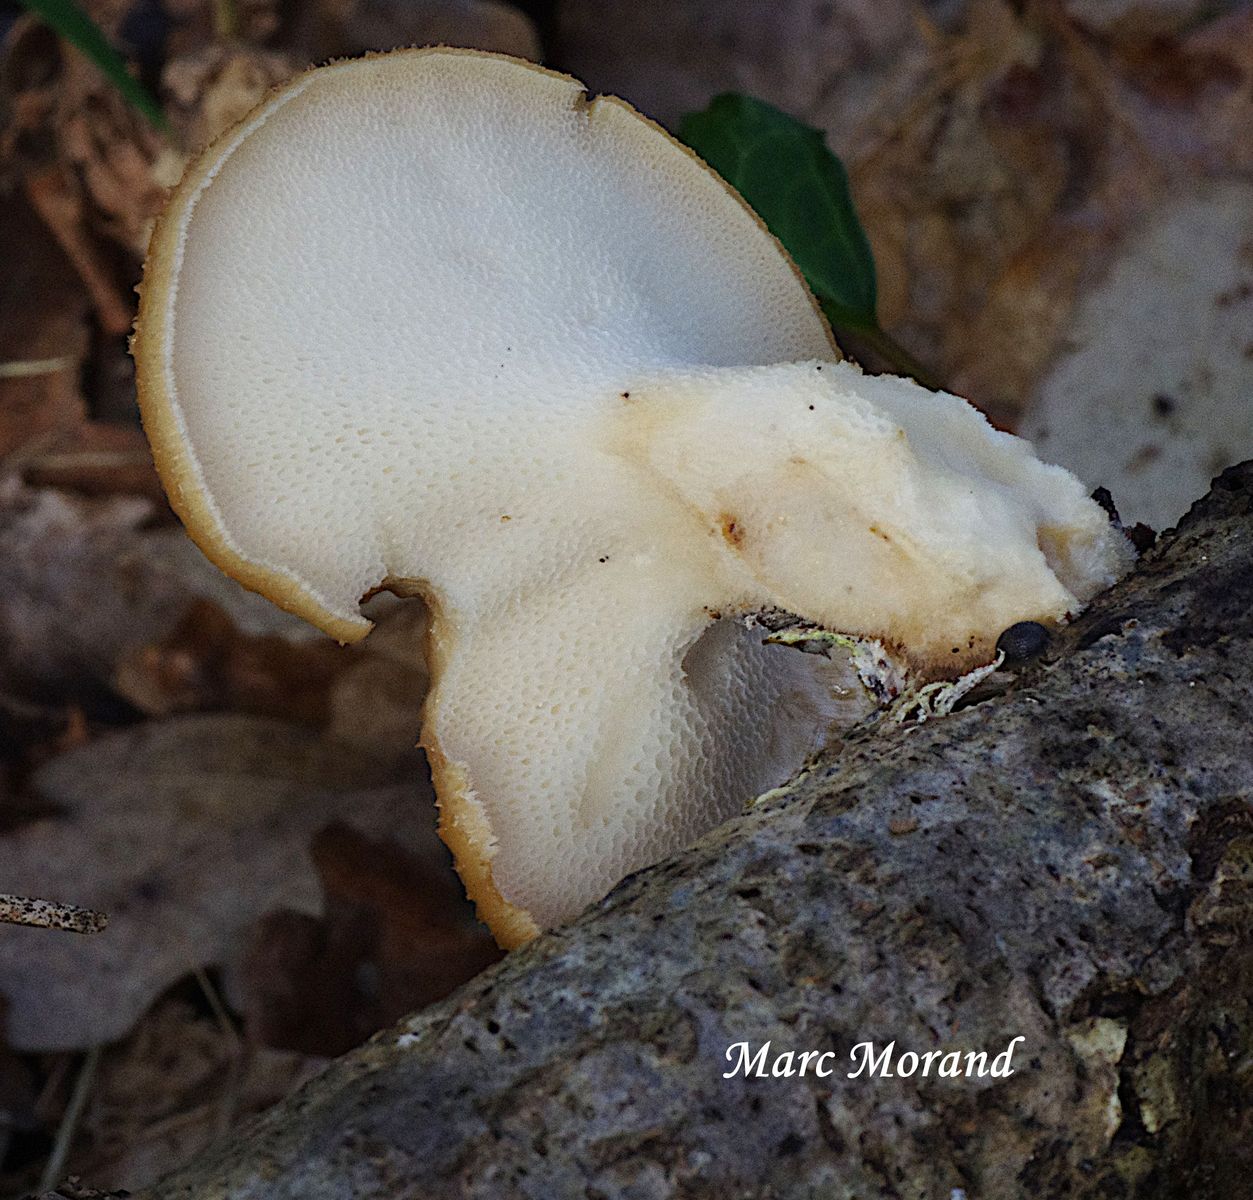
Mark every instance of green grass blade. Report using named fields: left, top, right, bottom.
left=20, top=0, right=168, bottom=130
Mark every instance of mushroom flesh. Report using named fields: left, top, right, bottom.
left=133, top=49, right=1134, bottom=947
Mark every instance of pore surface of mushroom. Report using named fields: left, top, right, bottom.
left=134, top=49, right=1133, bottom=947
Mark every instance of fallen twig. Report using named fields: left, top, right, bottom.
left=0, top=894, right=108, bottom=934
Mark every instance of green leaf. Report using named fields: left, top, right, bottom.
left=20, top=0, right=168, bottom=131
left=679, top=93, right=877, bottom=331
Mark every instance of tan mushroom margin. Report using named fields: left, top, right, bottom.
left=133, top=48, right=1133, bottom=948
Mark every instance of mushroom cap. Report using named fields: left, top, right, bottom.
left=134, top=49, right=1131, bottom=947
left=136, top=48, right=835, bottom=643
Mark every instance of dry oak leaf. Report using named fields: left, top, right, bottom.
left=0, top=714, right=444, bottom=1051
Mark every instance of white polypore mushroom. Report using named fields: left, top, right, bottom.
left=133, top=48, right=1133, bottom=948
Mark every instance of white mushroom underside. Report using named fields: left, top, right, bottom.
left=149, top=51, right=1132, bottom=934
left=434, top=603, right=864, bottom=926
left=164, top=53, right=834, bottom=624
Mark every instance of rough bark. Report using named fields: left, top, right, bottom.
left=139, top=465, right=1253, bottom=1200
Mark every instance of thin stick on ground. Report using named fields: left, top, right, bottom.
left=0, top=894, right=108, bottom=934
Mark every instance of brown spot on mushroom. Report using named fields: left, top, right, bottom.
left=719, top=514, right=744, bottom=547
left=868, top=524, right=892, bottom=544
left=1036, top=524, right=1069, bottom=564
left=500, top=514, right=512, bottom=522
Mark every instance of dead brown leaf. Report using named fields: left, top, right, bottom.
left=241, top=821, right=500, bottom=1056
left=161, top=44, right=295, bottom=159
left=115, top=598, right=351, bottom=722
left=285, top=0, right=540, bottom=71
left=2, top=10, right=165, bottom=335
left=163, top=0, right=285, bottom=60
left=559, top=0, right=930, bottom=137
left=850, top=0, right=1130, bottom=410
left=20, top=421, right=162, bottom=501
left=0, top=713, right=449, bottom=1051
left=1109, top=6, right=1253, bottom=174
left=0, top=478, right=316, bottom=708
left=0, top=194, right=89, bottom=460
left=22, top=164, right=134, bottom=337
left=326, top=597, right=429, bottom=754
left=74, top=997, right=323, bottom=1191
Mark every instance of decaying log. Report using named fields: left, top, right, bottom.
left=139, top=465, right=1253, bottom=1199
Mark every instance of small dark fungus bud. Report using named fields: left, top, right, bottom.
left=996, top=620, right=1050, bottom=661
left=1090, top=486, right=1120, bottom=525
